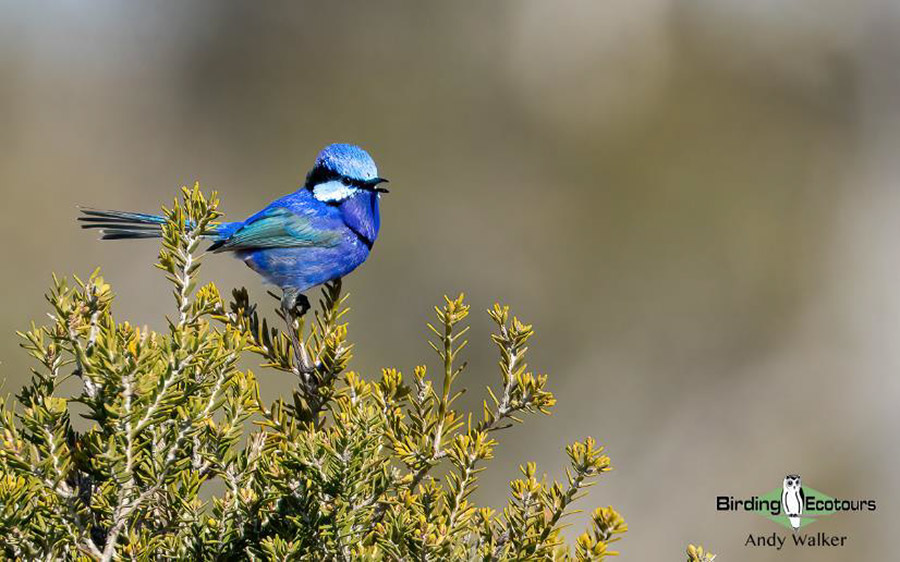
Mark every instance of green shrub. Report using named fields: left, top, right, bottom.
left=0, top=186, right=712, bottom=561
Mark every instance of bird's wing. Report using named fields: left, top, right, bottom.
left=209, top=206, right=342, bottom=252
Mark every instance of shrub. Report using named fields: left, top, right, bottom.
left=0, top=186, right=712, bottom=561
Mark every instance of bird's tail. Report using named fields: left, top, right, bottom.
left=78, top=208, right=218, bottom=240
left=78, top=208, right=167, bottom=239
left=788, top=515, right=801, bottom=531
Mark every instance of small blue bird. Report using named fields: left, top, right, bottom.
left=79, top=143, right=388, bottom=316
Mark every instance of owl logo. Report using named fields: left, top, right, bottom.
left=781, top=474, right=804, bottom=531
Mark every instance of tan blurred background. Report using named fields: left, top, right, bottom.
left=0, top=1, right=896, bottom=559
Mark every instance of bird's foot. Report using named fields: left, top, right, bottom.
left=280, top=290, right=311, bottom=317
left=281, top=290, right=314, bottom=374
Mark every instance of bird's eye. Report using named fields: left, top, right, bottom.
left=341, top=178, right=351, bottom=186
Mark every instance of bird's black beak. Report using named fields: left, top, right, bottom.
left=367, top=177, right=390, bottom=193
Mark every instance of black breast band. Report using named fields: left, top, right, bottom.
left=347, top=225, right=374, bottom=250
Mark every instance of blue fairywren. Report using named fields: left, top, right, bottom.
left=79, top=143, right=388, bottom=320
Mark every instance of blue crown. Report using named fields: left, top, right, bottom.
left=315, top=143, right=378, bottom=181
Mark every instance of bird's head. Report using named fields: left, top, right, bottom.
left=306, top=143, right=389, bottom=203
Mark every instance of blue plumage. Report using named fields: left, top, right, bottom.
left=80, top=143, right=388, bottom=308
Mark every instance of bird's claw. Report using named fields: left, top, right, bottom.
left=280, top=290, right=314, bottom=373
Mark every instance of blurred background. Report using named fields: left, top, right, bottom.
left=0, top=1, right=896, bottom=558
